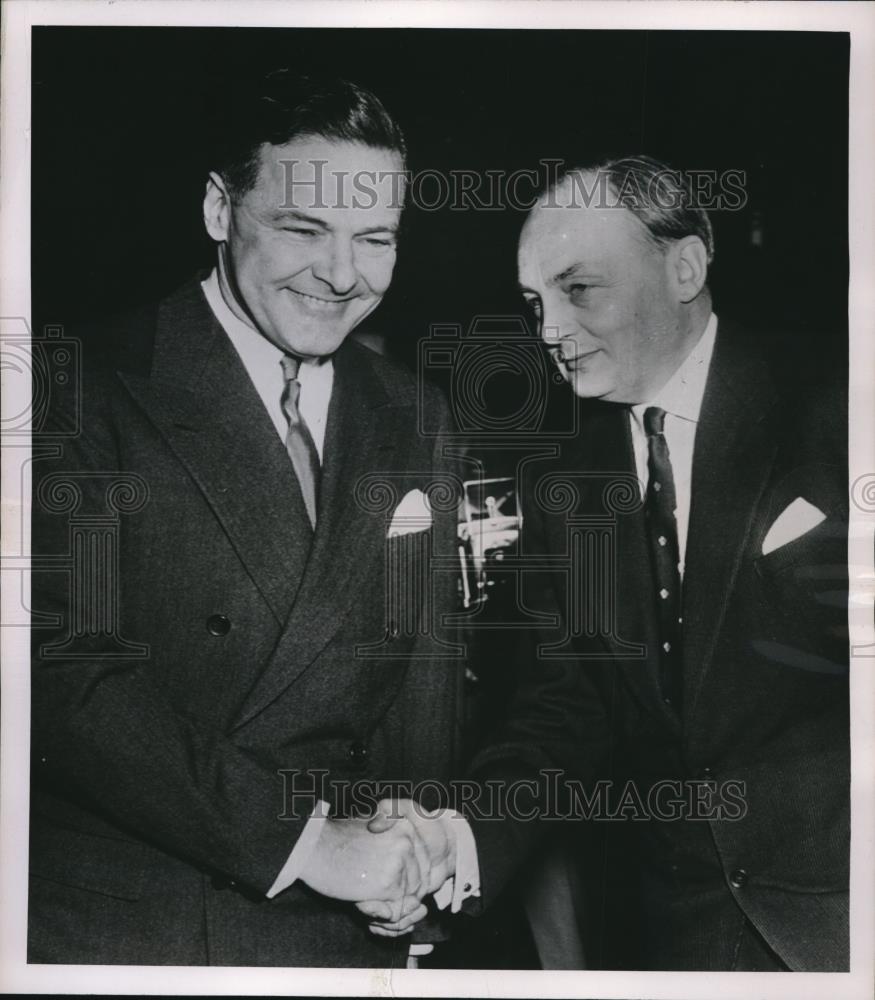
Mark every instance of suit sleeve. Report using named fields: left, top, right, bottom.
left=461, top=464, right=619, bottom=906
left=30, top=385, right=309, bottom=896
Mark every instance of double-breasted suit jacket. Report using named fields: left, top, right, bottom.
left=29, top=279, right=463, bottom=966
left=468, top=320, right=849, bottom=970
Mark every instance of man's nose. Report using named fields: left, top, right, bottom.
left=311, top=237, right=358, bottom=296
left=539, top=305, right=581, bottom=364
left=539, top=304, right=573, bottom=350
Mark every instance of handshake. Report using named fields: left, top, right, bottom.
left=299, top=798, right=460, bottom=936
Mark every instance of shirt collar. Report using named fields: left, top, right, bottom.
left=632, top=312, right=718, bottom=426
left=202, top=266, right=283, bottom=369
left=200, top=267, right=329, bottom=386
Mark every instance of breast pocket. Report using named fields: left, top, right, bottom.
left=752, top=516, right=848, bottom=674
left=755, top=515, right=846, bottom=593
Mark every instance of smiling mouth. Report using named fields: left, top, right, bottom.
left=287, top=289, right=357, bottom=309
left=558, top=348, right=601, bottom=369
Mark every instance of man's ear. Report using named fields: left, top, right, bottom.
left=670, top=236, right=709, bottom=303
left=203, top=172, right=231, bottom=243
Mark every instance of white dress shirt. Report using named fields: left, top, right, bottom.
left=629, top=313, right=718, bottom=576
left=201, top=269, right=333, bottom=460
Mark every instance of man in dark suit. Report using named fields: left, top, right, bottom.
left=367, top=156, right=849, bottom=971
left=29, top=72, right=461, bottom=967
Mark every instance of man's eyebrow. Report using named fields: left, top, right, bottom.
left=518, top=262, right=596, bottom=293
left=355, top=224, right=399, bottom=237
left=269, top=210, right=398, bottom=237
left=547, top=262, right=591, bottom=287
left=271, top=209, right=330, bottom=228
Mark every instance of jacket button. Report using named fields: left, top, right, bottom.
left=211, top=873, right=237, bottom=890
left=387, top=620, right=400, bottom=640
left=729, top=867, right=748, bottom=889
left=206, top=614, right=231, bottom=636
left=348, top=742, right=369, bottom=769
left=701, top=766, right=715, bottom=780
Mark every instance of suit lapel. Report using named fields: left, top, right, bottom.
left=118, top=280, right=313, bottom=625
left=682, top=323, right=779, bottom=718
left=232, top=340, right=413, bottom=728
left=547, top=404, right=667, bottom=715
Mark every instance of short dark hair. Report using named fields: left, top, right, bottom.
left=208, top=70, right=407, bottom=200
left=554, top=154, right=715, bottom=263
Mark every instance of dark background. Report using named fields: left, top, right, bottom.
left=33, top=27, right=849, bottom=368
left=30, top=26, right=850, bottom=969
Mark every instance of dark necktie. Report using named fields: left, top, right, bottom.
left=280, top=355, right=320, bottom=528
left=643, top=406, right=683, bottom=710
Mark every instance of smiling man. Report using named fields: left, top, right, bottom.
left=29, top=72, right=461, bottom=967
left=368, top=155, right=849, bottom=971
left=204, top=135, right=402, bottom=359
left=469, top=156, right=850, bottom=970
left=518, top=177, right=711, bottom=406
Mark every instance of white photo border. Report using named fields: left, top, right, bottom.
left=2, top=2, right=873, bottom=997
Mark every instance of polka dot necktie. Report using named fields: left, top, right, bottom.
left=643, top=406, right=683, bottom=710
left=280, top=355, right=320, bottom=529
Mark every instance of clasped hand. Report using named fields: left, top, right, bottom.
left=300, top=798, right=456, bottom=936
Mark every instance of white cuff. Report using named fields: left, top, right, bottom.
left=265, top=799, right=331, bottom=899
left=431, top=810, right=481, bottom=913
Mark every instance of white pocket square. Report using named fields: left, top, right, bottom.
left=762, top=497, right=826, bottom=555
left=387, top=488, right=432, bottom=537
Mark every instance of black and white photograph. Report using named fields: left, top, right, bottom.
left=1, top=1, right=873, bottom=997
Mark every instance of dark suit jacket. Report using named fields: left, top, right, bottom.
left=467, top=320, right=849, bottom=971
left=29, top=279, right=463, bottom=966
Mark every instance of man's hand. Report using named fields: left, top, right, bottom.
left=358, top=892, right=430, bottom=937
left=299, top=814, right=429, bottom=903
left=355, top=799, right=458, bottom=936
left=369, top=799, right=457, bottom=894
